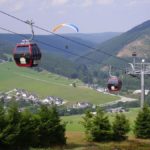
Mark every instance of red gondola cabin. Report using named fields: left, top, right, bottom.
left=107, top=76, right=122, bottom=92
left=13, top=40, right=41, bottom=67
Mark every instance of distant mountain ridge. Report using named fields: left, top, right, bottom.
left=0, top=32, right=120, bottom=59
left=63, top=32, right=121, bottom=44
left=78, top=20, right=150, bottom=65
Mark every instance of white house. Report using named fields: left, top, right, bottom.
left=73, top=102, right=92, bottom=109
left=133, top=90, right=149, bottom=95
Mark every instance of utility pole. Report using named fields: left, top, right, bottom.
left=127, top=52, right=150, bottom=109
left=141, top=59, right=145, bottom=108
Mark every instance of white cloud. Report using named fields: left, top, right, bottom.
left=128, top=0, right=150, bottom=6
left=39, top=0, right=69, bottom=10
left=96, top=0, right=114, bottom=5
left=0, top=0, right=25, bottom=12
left=40, top=0, right=69, bottom=8
left=50, top=0, right=69, bottom=6
left=72, top=0, right=114, bottom=7
left=57, top=10, right=66, bottom=15
left=1, top=0, right=149, bottom=14
left=64, top=0, right=114, bottom=8
left=0, top=0, right=7, bottom=6
left=11, top=1, right=24, bottom=12
left=81, top=0, right=93, bottom=7
left=1, top=0, right=115, bottom=12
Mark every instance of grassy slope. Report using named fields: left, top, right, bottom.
left=62, top=115, right=85, bottom=132
left=0, top=62, right=119, bottom=104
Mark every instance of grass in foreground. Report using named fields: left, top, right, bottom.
left=31, top=131, right=150, bottom=150
left=65, top=131, right=150, bottom=150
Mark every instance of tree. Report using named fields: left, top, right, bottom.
left=81, top=110, right=93, bottom=141
left=0, top=104, right=7, bottom=148
left=1, top=103, right=21, bottom=150
left=17, top=109, right=40, bottom=149
left=0, top=103, right=38, bottom=150
left=0, top=103, right=66, bottom=149
left=37, top=105, right=66, bottom=147
left=82, top=109, right=112, bottom=142
left=0, top=104, right=6, bottom=132
left=112, top=113, right=130, bottom=141
left=134, top=105, right=150, bottom=138
left=91, top=109, right=112, bottom=141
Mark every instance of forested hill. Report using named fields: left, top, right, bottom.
left=63, top=32, right=121, bottom=44
left=0, top=32, right=120, bottom=81
left=77, top=20, right=150, bottom=65
left=0, top=32, right=120, bottom=60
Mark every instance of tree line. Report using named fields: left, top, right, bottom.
left=82, top=105, right=150, bottom=142
left=0, top=102, right=150, bottom=149
left=0, top=104, right=66, bottom=150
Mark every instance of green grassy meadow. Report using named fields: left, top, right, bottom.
left=62, top=115, right=85, bottom=132
left=0, top=62, right=119, bottom=104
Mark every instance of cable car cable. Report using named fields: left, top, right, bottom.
left=0, top=25, right=125, bottom=92
left=0, top=10, right=129, bottom=64
left=0, top=25, right=126, bottom=72
left=0, top=26, right=108, bottom=64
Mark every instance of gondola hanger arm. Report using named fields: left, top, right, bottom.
left=109, top=65, right=116, bottom=78
left=25, top=20, right=34, bottom=41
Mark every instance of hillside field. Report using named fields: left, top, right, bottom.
left=0, top=62, right=119, bottom=104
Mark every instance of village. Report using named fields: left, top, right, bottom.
left=0, top=88, right=94, bottom=111
left=0, top=88, right=64, bottom=106
left=0, top=88, right=138, bottom=114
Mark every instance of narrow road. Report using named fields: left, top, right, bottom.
left=99, top=95, right=137, bottom=107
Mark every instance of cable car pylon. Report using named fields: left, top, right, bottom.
left=126, top=52, right=150, bottom=109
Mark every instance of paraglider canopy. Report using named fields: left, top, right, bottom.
left=52, top=23, right=79, bottom=32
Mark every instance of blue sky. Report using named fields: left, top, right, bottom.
left=0, top=0, right=150, bottom=34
